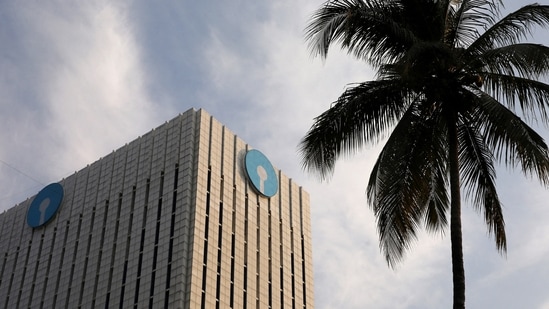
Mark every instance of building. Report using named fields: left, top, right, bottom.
left=0, top=108, right=314, bottom=308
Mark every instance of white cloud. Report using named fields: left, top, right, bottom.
left=0, top=1, right=164, bottom=207
left=43, top=3, right=160, bottom=165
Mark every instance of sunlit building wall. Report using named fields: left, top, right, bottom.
left=0, top=108, right=314, bottom=308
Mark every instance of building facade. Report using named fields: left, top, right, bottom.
left=0, top=109, right=314, bottom=308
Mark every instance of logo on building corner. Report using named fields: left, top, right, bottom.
left=244, top=149, right=278, bottom=197
left=26, top=183, right=64, bottom=228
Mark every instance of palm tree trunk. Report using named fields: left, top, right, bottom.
left=448, top=117, right=466, bottom=308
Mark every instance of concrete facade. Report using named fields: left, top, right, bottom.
left=0, top=108, right=314, bottom=308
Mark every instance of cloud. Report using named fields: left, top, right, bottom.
left=0, top=1, right=160, bottom=206
left=43, top=2, right=160, bottom=164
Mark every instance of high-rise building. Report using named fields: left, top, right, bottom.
left=0, top=108, right=314, bottom=308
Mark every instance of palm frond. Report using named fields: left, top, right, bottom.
left=446, top=0, right=500, bottom=48
left=423, top=113, right=450, bottom=233
left=468, top=43, right=549, bottom=79
left=457, top=119, right=506, bottom=251
left=467, top=4, right=549, bottom=54
left=368, top=103, right=448, bottom=267
left=482, top=73, right=549, bottom=124
left=305, top=0, right=419, bottom=66
left=300, top=78, right=411, bottom=179
left=369, top=107, right=426, bottom=267
left=473, top=91, right=549, bottom=185
left=424, top=157, right=449, bottom=233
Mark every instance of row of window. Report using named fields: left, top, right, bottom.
left=0, top=165, right=184, bottom=308
left=199, top=166, right=312, bottom=309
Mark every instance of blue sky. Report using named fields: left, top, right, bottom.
left=1, top=1, right=548, bottom=308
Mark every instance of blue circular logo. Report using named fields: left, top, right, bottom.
left=244, top=149, right=278, bottom=197
left=27, top=183, right=64, bottom=228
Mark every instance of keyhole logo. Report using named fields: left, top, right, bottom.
left=27, top=183, right=64, bottom=228
left=244, top=149, right=278, bottom=197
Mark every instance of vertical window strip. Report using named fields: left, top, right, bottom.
left=230, top=184, right=237, bottom=308
left=52, top=221, right=70, bottom=306
left=15, top=237, right=34, bottom=307
left=149, top=171, right=165, bottom=306
left=119, top=185, right=137, bottom=308
left=102, top=192, right=124, bottom=307
left=0, top=252, right=7, bottom=289
left=279, top=220, right=284, bottom=308
left=201, top=167, right=212, bottom=309
left=230, top=135, right=238, bottom=308
left=4, top=246, right=14, bottom=308
left=39, top=226, right=58, bottom=308
left=288, top=181, right=296, bottom=309
left=276, top=170, right=284, bottom=308
left=164, top=163, right=179, bottom=308
left=230, top=234, right=235, bottom=307
left=78, top=205, right=99, bottom=308
left=148, top=276, right=155, bottom=308
left=201, top=266, right=207, bottom=309
left=299, top=189, right=308, bottom=308
left=64, top=214, right=83, bottom=309
left=243, top=265, right=248, bottom=309
left=279, top=268, right=284, bottom=309
left=291, top=252, right=296, bottom=309
left=91, top=200, right=110, bottom=307
left=301, top=237, right=307, bottom=308
left=256, top=200, right=261, bottom=308
left=28, top=232, right=46, bottom=307
left=278, top=171, right=285, bottom=308
left=268, top=201, right=273, bottom=309
left=215, top=201, right=224, bottom=309
left=216, top=128, right=225, bottom=307
left=243, top=194, right=249, bottom=308
left=4, top=246, right=19, bottom=308
left=214, top=174, right=224, bottom=308
left=133, top=179, right=150, bottom=308
left=256, top=251, right=260, bottom=309
left=163, top=267, right=171, bottom=309
left=102, top=269, right=113, bottom=308
left=133, top=221, right=146, bottom=307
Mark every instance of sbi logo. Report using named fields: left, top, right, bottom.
left=244, top=150, right=278, bottom=197
left=26, top=183, right=64, bottom=228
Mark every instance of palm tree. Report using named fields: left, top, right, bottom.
left=300, top=1, right=549, bottom=308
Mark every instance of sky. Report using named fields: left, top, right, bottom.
left=1, top=1, right=548, bottom=308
